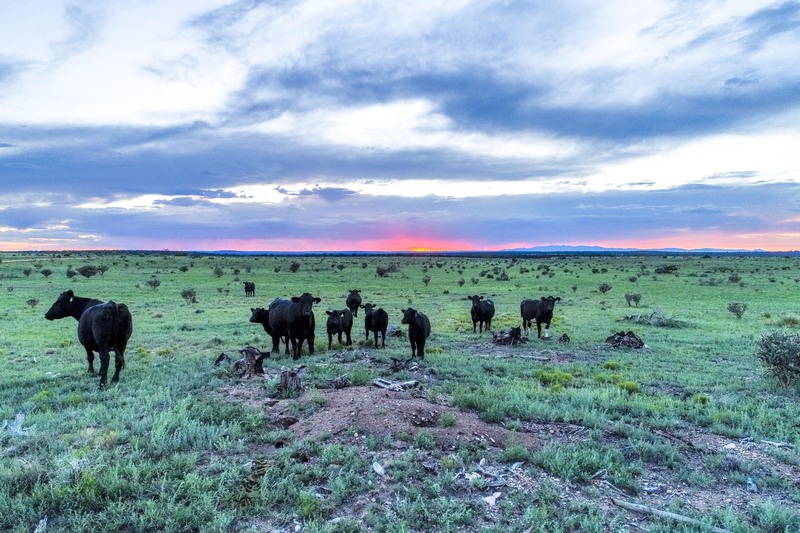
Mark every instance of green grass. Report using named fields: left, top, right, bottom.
left=1, top=251, right=800, bottom=531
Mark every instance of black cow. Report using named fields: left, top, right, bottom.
left=243, top=281, right=256, bottom=297
left=346, top=289, right=362, bottom=317
left=401, top=308, right=431, bottom=359
left=326, top=309, right=353, bottom=349
left=520, top=296, right=561, bottom=338
left=249, top=306, right=289, bottom=354
left=44, top=290, right=133, bottom=388
left=268, top=293, right=321, bottom=359
left=466, top=295, right=495, bottom=333
left=361, top=303, right=388, bottom=348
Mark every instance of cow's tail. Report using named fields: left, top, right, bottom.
left=108, top=301, right=124, bottom=366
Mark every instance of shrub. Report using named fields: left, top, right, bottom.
left=289, top=261, right=301, bottom=273
left=655, top=265, right=679, bottom=274
left=26, top=298, right=39, bottom=308
left=179, top=266, right=189, bottom=272
left=181, top=288, right=197, bottom=304
left=624, top=292, right=641, bottom=307
left=598, top=282, right=612, bottom=294
left=146, top=277, right=161, bottom=290
left=756, top=331, right=800, bottom=387
left=727, top=302, right=747, bottom=319
left=213, top=265, right=224, bottom=277
left=66, top=268, right=78, bottom=279
left=77, top=265, right=100, bottom=278
left=422, top=275, right=431, bottom=286
left=23, top=268, right=32, bottom=277
left=40, top=268, right=53, bottom=278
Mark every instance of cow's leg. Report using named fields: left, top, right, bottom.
left=536, top=321, right=543, bottom=339
left=345, top=330, right=352, bottom=346
left=328, top=332, right=333, bottom=350
left=97, top=347, right=110, bottom=387
left=337, top=332, right=342, bottom=347
left=307, top=334, right=315, bottom=355
left=84, top=347, right=96, bottom=374
left=543, top=320, right=551, bottom=338
left=111, top=348, right=125, bottom=383
left=380, top=330, right=386, bottom=348
left=418, top=339, right=425, bottom=360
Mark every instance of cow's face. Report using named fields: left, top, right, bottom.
left=467, top=295, right=483, bottom=309
left=249, top=307, right=268, bottom=323
left=349, top=289, right=360, bottom=295
left=361, top=303, right=375, bottom=315
left=44, top=290, right=75, bottom=320
left=326, top=310, right=344, bottom=327
left=401, top=308, right=417, bottom=325
left=540, top=296, right=561, bottom=312
left=291, top=293, right=321, bottom=317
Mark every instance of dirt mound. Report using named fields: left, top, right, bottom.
left=267, top=385, right=543, bottom=452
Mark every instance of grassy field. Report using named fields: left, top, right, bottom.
left=1, top=251, right=799, bottom=532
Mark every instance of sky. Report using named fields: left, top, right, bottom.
left=1, top=0, right=800, bottom=252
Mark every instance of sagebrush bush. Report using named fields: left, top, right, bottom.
left=756, top=331, right=800, bottom=387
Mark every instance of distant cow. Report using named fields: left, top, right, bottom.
left=44, top=290, right=133, bottom=388
left=326, top=309, right=353, bottom=349
left=268, top=293, right=321, bottom=359
left=249, top=306, right=289, bottom=354
left=346, top=289, right=362, bottom=317
left=401, top=308, right=431, bottom=359
left=466, top=295, right=495, bottom=333
left=361, top=303, right=388, bottom=348
left=243, top=281, right=256, bottom=297
left=520, top=296, right=561, bottom=338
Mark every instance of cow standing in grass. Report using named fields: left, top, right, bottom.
left=249, top=306, right=289, bottom=354
left=346, top=289, right=362, bottom=317
left=268, top=293, right=321, bottom=359
left=520, top=296, right=561, bottom=338
left=361, top=303, right=388, bottom=348
left=243, top=281, right=256, bottom=297
left=466, top=295, right=495, bottom=333
left=45, top=290, right=133, bottom=388
left=326, top=309, right=353, bottom=349
left=401, top=307, right=431, bottom=359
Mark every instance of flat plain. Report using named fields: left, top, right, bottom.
left=1, top=251, right=798, bottom=532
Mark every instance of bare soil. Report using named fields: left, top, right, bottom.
left=221, top=354, right=799, bottom=532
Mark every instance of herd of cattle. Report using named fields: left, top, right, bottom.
left=43, top=284, right=561, bottom=388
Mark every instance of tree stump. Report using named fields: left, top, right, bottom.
left=277, top=366, right=306, bottom=395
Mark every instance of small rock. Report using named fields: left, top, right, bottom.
left=723, top=443, right=736, bottom=451
left=483, top=492, right=502, bottom=506
left=372, top=461, right=386, bottom=477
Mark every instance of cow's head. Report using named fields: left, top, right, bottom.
left=291, top=293, right=321, bottom=318
left=44, top=290, right=75, bottom=321
left=349, top=289, right=361, bottom=296
left=326, top=309, right=346, bottom=326
left=540, top=296, right=561, bottom=312
left=466, top=295, right=483, bottom=308
left=361, top=303, right=376, bottom=314
left=249, top=307, right=268, bottom=323
left=400, top=308, right=417, bottom=325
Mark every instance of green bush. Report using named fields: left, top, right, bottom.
left=756, top=331, right=800, bottom=387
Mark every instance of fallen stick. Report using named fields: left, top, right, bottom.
left=373, top=378, right=418, bottom=392
left=760, top=439, right=795, bottom=449
left=610, top=498, right=733, bottom=533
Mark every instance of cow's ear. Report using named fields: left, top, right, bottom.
left=251, top=308, right=255, bottom=313
left=291, top=297, right=301, bottom=303
left=479, top=296, right=484, bottom=300
left=556, top=297, right=561, bottom=301
left=541, top=296, right=547, bottom=301
left=401, top=308, right=407, bottom=313
left=326, top=310, right=333, bottom=315
left=66, top=290, right=74, bottom=298
left=314, top=298, right=321, bottom=304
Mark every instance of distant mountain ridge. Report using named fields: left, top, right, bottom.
left=504, top=245, right=771, bottom=253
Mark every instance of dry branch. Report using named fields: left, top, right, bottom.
left=373, top=378, right=419, bottom=392
left=611, top=498, right=733, bottom=533
left=277, top=366, right=306, bottom=394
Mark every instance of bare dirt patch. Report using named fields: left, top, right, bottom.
left=269, top=385, right=544, bottom=452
